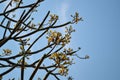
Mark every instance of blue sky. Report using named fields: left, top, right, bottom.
left=42, top=0, right=120, bottom=80
left=0, top=0, right=120, bottom=80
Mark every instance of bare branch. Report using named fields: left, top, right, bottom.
left=0, top=65, right=16, bottom=77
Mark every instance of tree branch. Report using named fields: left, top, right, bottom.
left=0, top=65, right=16, bottom=77
left=29, top=54, right=46, bottom=80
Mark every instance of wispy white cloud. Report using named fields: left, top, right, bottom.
left=59, top=2, right=69, bottom=23
left=58, top=2, right=72, bottom=48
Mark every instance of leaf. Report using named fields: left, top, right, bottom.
left=20, top=45, right=24, bottom=50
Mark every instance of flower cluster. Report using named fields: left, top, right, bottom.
left=58, top=66, right=69, bottom=76
left=46, top=30, right=72, bottom=47
left=2, top=49, right=12, bottom=56
left=49, top=52, right=73, bottom=76
left=18, top=59, right=28, bottom=66
left=65, top=26, right=75, bottom=35
left=63, top=48, right=74, bottom=56
left=71, top=12, right=83, bottom=24
left=47, top=30, right=62, bottom=45
left=62, top=34, right=71, bottom=46
left=49, top=14, right=58, bottom=23
left=49, top=52, right=69, bottom=62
